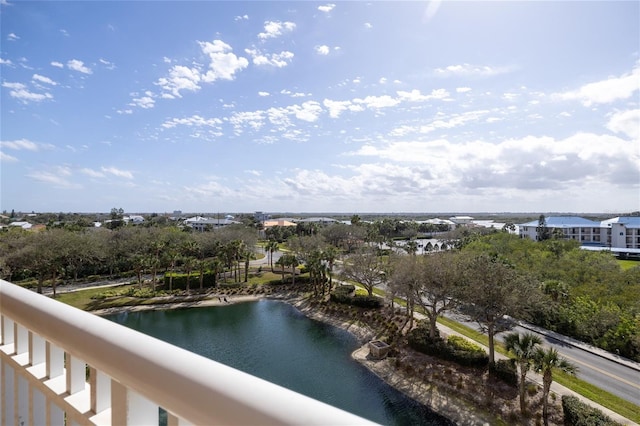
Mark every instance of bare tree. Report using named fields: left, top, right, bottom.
left=341, top=247, right=387, bottom=296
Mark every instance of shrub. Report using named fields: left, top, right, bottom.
left=407, top=326, right=488, bottom=368
left=561, top=395, right=622, bottom=426
left=490, top=359, right=518, bottom=386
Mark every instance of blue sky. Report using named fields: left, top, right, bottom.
left=1, top=1, right=639, bottom=214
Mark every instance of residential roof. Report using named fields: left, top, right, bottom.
left=519, top=216, right=601, bottom=228
left=297, top=217, right=337, bottom=223
left=185, top=216, right=240, bottom=226
left=601, top=216, right=640, bottom=229
left=263, top=219, right=296, bottom=228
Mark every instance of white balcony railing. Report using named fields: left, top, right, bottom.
left=0, top=280, right=375, bottom=425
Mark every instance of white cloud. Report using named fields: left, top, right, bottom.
left=397, top=88, right=450, bottom=102
left=245, top=48, right=294, bottom=67
left=32, top=74, right=58, bottom=86
left=161, top=115, right=223, bottom=129
left=27, top=166, right=80, bottom=189
left=353, top=95, right=400, bottom=109
left=235, top=14, right=249, bottom=21
left=1, top=139, right=39, bottom=151
left=101, top=166, right=133, bottom=179
left=67, top=59, right=92, bottom=74
left=80, top=168, right=106, bottom=178
left=51, top=61, right=64, bottom=68
left=292, top=101, right=323, bottom=122
left=156, top=65, right=201, bottom=98
left=347, top=132, right=639, bottom=192
left=258, top=21, right=296, bottom=39
left=456, top=87, right=472, bottom=93
left=130, top=94, right=155, bottom=109
left=1, top=82, right=53, bottom=103
left=606, top=109, right=640, bottom=140
left=323, top=99, right=364, bottom=118
left=424, top=0, right=442, bottom=21
left=99, top=58, right=116, bottom=69
left=0, top=152, right=18, bottom=162
left=229, top=111, right=265, bottom=132
left=315, top=45, right=330, bottom=55
left=364, top=23, right=373, bottom=29
left=555, top=64, right=640, bottom=106
left=318, top=4, right=336, bottom=13
left=60, top=29, right=69, bottom=37
left=7, top=33, right=19, bottom=41
left=0, top=58, right=13, bottom=66
left=258, top=91, right=270, bottom=97
left=434, top=63, right=513, bottom=77
left=199, top=40, right=249, bottom=82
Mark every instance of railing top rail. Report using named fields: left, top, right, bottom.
left=1, top=280, right=376, bottom=425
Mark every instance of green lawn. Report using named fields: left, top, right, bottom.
left=55, top=284, right=134, bottom=310
left=618, top=259, right=639, bottom=270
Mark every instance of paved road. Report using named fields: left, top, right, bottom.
left=511, top=321, right=640, bottom=406
left=446, top=311, right=640, bottom=406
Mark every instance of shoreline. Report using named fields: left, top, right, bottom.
left=93, top=292, right=496, bottom=425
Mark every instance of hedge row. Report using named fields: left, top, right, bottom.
left=561, top=395, right=621, bottom=426
left=163, top=271, right=219, bottom=290
left=408, top=326, right=489, bottom=368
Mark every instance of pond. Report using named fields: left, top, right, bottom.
left=106, top=300, right=453, bottom=425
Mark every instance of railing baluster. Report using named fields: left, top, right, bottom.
left=30, top=332, right=46, bottom=366
left=90, top=367, right=111, bottom=414
left=46, top=342, right=64, bottom=379
left=66, top=353, right=85, bottom=395
left=16, top=324, right=28, bottom=356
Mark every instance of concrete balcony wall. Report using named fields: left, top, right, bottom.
left=0, top=280, right=375, bottom=425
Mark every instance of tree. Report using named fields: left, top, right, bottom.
left=533, top=347, right=577, bottom=425
left=404, top=239, right=418, bottom=256
left=414, top=252, right=463, bottom=339
left=341, top=247, right=387, bottom=296
left=459, top=254, right=540, bottom=365
left=322, top=245, right=339, bottom=295
left=279, top=253, right=299, bottom=284
left=504, top=332, right=543, bottom=415
left=265, top=240, right=279, bottom=272
left=388, top=254, right=421, bottom=330
left=537, top=214, right=550, bottom=241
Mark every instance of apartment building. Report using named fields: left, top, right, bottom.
left=518, top=216, right=640, bottom=251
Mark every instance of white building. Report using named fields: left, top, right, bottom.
left=184, top=216, right=240, bottom=232
left=518, top=216, right=640, bottom=251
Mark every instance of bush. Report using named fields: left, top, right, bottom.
left=561, top=395, right=621, bottom=426
left=329, top=285, right=382, bottom=308
left=407, top=326, right=488, bottom=368
left=490, top=359, right=517, bottom=386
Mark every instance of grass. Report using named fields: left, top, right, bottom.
left=618, top=259, right=639, bottom=270
left=553, top=372, right=640, bottom=423
left=55, top=284, right=134, bottom=310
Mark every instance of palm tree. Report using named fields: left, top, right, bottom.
left=323, top=246, right=339, bottom=295
left=208, top=257, right=224, bottom=287
left=504, top=332, right=543, bottom=415
left=533, top=347, right=577, bottom=425
left=182, top=256, right=195, bottom=292
left=266, top=240, right=279, bottom=272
